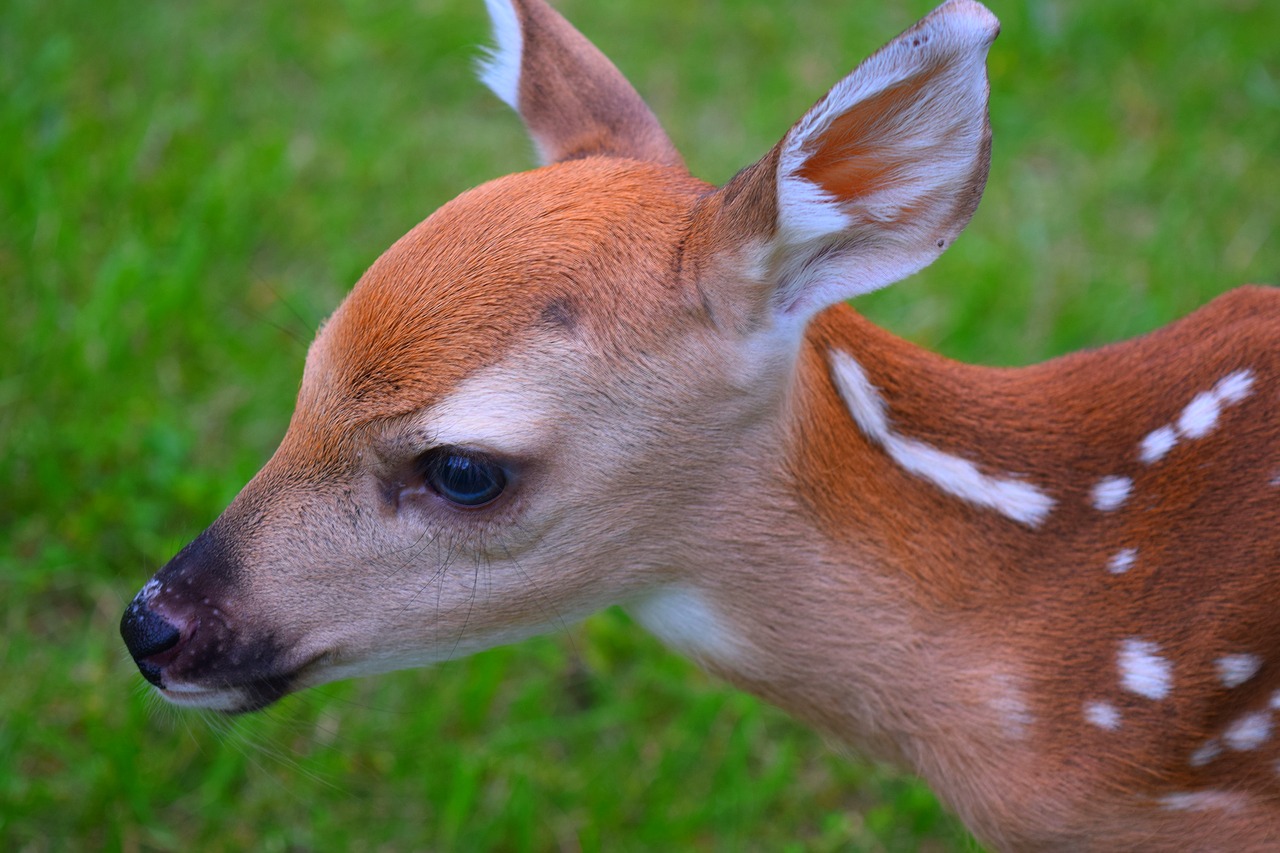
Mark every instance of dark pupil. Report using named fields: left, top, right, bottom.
left=427, top=451, right=505, bottom=507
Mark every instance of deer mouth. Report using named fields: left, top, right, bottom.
left=156, top=670, right=300, bottom=714
left=152, top=645, right=338, bottom=713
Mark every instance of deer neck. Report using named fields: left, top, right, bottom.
left=632, top=303, right=1066, bottom=823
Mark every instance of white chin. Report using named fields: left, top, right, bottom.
left=158, top=683, right=248, bottom=712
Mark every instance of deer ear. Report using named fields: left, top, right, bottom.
left=693, top=0, right=999, bottom=330
left=479, top=0, right=684, bottom=168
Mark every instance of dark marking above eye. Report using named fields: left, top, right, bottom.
left=540, top=298, right=577, bottom=331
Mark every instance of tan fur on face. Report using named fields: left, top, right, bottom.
left=215, top=157, right=748, bottom=689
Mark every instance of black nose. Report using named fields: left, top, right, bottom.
left=120, top=598, right=182, bottom=686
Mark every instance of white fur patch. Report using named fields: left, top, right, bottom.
left=989, top=673, right=1034, bottom=739
left=1138, top=425, right=1178, bottom=464
left=629, top=586, right=744, bottom=667
left=421, top=361, right=555, bottom=454
left=478, top=0, right=522, bottom=110
left=159, top=684, right=247, bottom=712
left=775, top=174, right=853, bottom=244
left=1084, top=700, right=1121, bottom=731
left=1215, top=369, right=1256, bottom=405
left=1178, top=390, right=1222, bottom=440
left=830, top=350, right=891, bottom=438
left=1159, top=791, right=1244, bottom=813
left=1107, top=548, right=1137, bottom=574
left=1216, top=654, right=1262, bottom=689
left=829, top=350, right=1054, bottom=526
left=1223, top=711, right=1272, bottom=751
left=1091, top=476, right=1132, bottom=512
left=1117, top=638, right=1172, bottom=701
left=1137, top=369, right=1255, bottom=464
left=1189, top=738, right=1221, bottom=767
left=1176, top=369, right=1255, bottom=440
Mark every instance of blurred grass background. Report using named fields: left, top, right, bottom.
left=2, top=0, right=1276, bottom=849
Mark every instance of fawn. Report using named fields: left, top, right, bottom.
left=122, top=0, right=1279, bottom=847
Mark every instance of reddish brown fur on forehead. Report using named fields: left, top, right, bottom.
left=296, top=158, right=709, bottom=432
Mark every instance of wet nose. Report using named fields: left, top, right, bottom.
left=120, top=597, right=183, bottom=686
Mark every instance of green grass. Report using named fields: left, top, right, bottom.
left=3, top=0, right=1277, bottom=849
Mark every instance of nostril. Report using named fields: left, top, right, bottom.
left=136, top=660, right=166, bottom=688
left=120, top=598, right=182, bottom=663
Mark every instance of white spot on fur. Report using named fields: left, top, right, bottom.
left=1138, top=369, right=1255, bottom=464
left=1107, top=548, right=1137, bottom=574
left=1270, top=690, right=1280, bottom=710
left=1176, top=369, right=1255, bottom=440
left=830, top=350, right=890, bottom=437
left=882, top=434, right=1055, bottom=526
left=1178, top=390, right=1222, bottom=439
left=1223, top=711, right=1272, bottom=751
left=1216, top=654, right=1262, bottom=689
left=1215, top=369, right=1255, bottom=404
left=629, top=586, right=743, bottom=667
left=1138, top=425, right=1177, bottom=464
left=478, top=0, right=522, bottom=110
left=1190, top=738, right=1221, bottom=767
left=1159, top=791, right=1244, bottom=813
left=990, top=673, right=1033, bottom=739
left=1118, top=638, right=1172, bottom=700
left=1092, top=476, right=1132, bottom=512
left=829, top=350, right=1054, bottom=526
left=1084, top=700, right=1121, bottom=731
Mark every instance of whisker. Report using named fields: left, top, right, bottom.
left=499, top=537, right=582, bottom=664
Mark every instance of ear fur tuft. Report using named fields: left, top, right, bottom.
left=478, top=0, right=523, bottom=111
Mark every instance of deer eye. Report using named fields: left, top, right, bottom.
left=419, top=448, right=507, bottom=508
